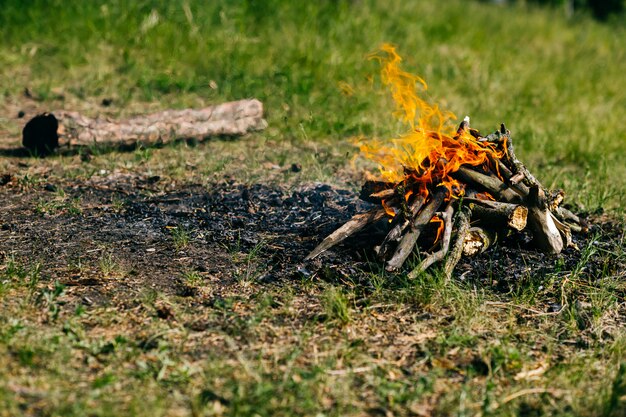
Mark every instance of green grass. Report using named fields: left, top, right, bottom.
left=0, top=0, right=625, bottom=214
left=1, top=1, right=626, bottom=416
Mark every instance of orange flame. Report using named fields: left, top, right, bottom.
left=357, top=44, right=504, bottom=198
left=430, top=215, right=445, bottom=243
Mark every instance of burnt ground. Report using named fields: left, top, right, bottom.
left=1, top=171, right=623, bottom=312
left=1, top=171, right=626, bottom=416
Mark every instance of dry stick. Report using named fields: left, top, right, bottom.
left=407, top=204, right=454, bottom=279
left=464, top=198, right=528, bottom=231
left=369, top=189, right=396, bottom=200
left=444, top=208, right=471, bottom=280
left=463, top=227, right=497, bottom=256
left=360, top=180, right=395, bottom=203
left=554, top=206, right=586, bottom=232
left=32, top=99, right=267, bottom=148
left=453, top=166, right=522, bottom=203
left=499, top=124, right=543, bottom=189
left=550, top=212, right=576, bottom=249
left=480, top=125, right=543, bottom=190
left=375, top=195, right=426, bottom=259
left=526, top=185, right=564, bottom=254
left=386, top=187, right=448, bottom=272
left=489, top=144, right=585, bottom=234
left=305, top=208, right=386, bottom=260
left=489, top=156, right=531, bottom=197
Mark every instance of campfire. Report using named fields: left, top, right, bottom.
left=306, top=45, right=586, bottom=279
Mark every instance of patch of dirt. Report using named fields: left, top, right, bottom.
left=0, top=172, right=623, bottom=310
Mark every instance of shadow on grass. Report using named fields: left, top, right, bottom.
left=0, top=135, right=244, bottom=159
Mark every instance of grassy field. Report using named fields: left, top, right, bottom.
left=0, top=1, right=625, bottom=416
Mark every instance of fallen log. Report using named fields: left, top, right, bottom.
left=22, top=99, right=267, bottom=154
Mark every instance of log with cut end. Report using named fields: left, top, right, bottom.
left=22, top=99, right=267, bottom=154
left=463, top=227, right=497, bottom=256
left=305, top=208, right=387, bottom=260
left=464, top=198, right=528, bottom=231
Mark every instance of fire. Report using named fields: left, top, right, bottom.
left=356, top=44, right=505, bottom=203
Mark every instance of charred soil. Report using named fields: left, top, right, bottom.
left=0, top=173, right=622, bottom=310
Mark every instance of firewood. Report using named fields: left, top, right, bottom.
left=386, top=187, right=447, bottom=271
left=464, top=198, right=528, bottom=231
left=453, top=166, right=522, bottom=203
left=375, top=195, right=426, bottom=259
left=407, top=204, right=454, bottom=279
left=462, top=227, right=497, bottom=256
left=22, top=99, right=267, bottom=154
left=488, top=155, right=530, bottom=196
left=369, top=189, right=396, bottom=200
left=526, top=185, right=564, bottom=254
left=550, top=213, right=576, bottom=249
left=307, top=120, right=585, bottom=279
left=444, top=208, right=471, bottom=280
left=305, top=208, right=387, bottom=260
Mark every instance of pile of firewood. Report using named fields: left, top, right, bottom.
left=305, top=118, right=587, bottom=279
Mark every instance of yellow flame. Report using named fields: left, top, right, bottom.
left=357, top=44, right=504, bottom=197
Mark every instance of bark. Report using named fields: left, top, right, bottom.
left=453, top=166, right=522, bottom=203
left=23, top=99, right=267, bottom=152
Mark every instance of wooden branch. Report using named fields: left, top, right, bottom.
left=553, top=207, right=586, bottom=232
left=444, top=208, right=471, bottom=280
left=526, top=185, right=564, bottom=254
left=464, top=198, right=528, bottom=231
left=550, top=212, right=576, bottom=249
left=463, top=227, right=497, bottom=256
left=453, top=166, right=522, bottom=203
left=22, top=99, right=267, bottom=153
left=386, top=187, right=447, bottom=272
left=488, top=155, right=530, bottom=197
left=407, top=204, right=454, bottom=279
left=305, top=208, right=386, bottom=260
left=375, top=195, right=425, bottom=259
